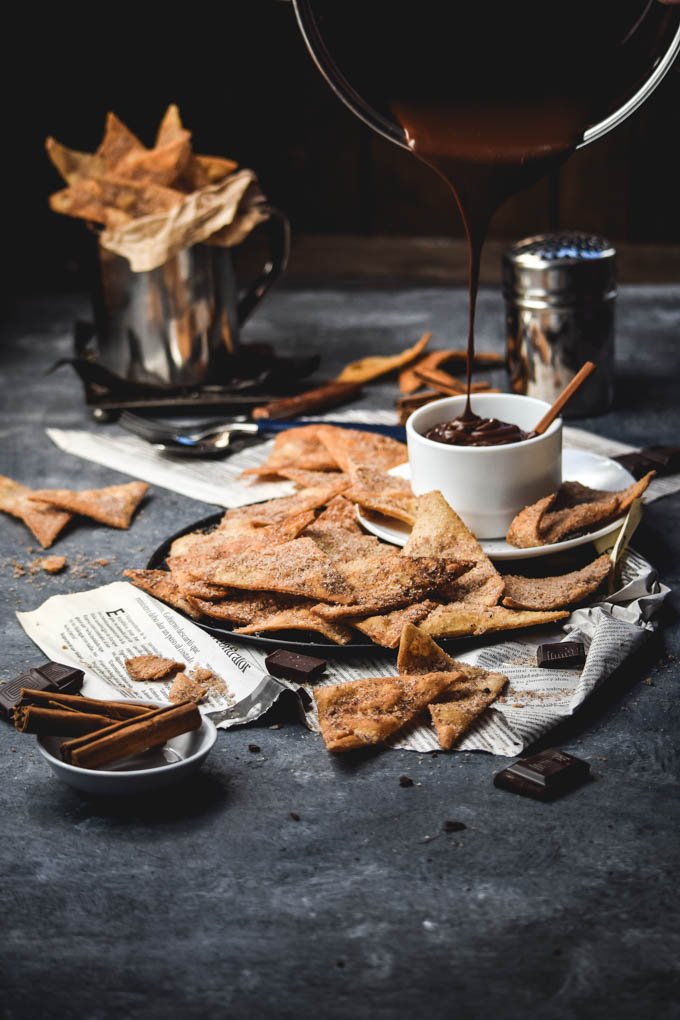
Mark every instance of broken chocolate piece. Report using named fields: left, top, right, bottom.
left=536, top=640, right=586, bottom=669
left=493, top=748, right=591, bottom=801
left=0, top=661, right=84, bottom=720
left=264, top=649, right=327, bottom=684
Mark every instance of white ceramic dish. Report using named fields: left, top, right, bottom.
left=356, top=448, right=635, bottom=561
left=36, top=703, right=217, bottom=796
left=406, top=393, right=563, bottom=539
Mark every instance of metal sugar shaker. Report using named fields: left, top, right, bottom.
left=503, top=233, right=616, bottom=416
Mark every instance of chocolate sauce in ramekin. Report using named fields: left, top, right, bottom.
left=425, top=413, right=528, bottom=448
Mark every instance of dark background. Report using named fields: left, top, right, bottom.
left=4, top=1, right=680, bottom=295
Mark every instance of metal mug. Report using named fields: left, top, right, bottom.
left=91, top=209, right=290, bottom=386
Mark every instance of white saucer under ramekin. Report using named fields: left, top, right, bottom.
left=357, top=448, right=635, bottom=561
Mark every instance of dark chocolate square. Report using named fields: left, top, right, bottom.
left=494, top=748, right=591, bottom=801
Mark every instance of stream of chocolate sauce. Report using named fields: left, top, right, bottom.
left=393, top=100, right=584, bottom=444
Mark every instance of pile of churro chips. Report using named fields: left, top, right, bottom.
left=47, top=106, right=269, bottom=271
left=121, top=424, right=645, bottom=655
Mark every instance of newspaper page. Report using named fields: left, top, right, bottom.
left=47, top=422, right=680, bottom=508
left=15, top=551, right=668, bottom=756
left=16, top=581, right=286, bottom=730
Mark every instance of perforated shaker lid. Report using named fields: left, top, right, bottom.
left=503, top=232, right=617, bottom=304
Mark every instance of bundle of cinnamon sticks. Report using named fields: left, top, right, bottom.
left=12, top=689, right=201, bottom=770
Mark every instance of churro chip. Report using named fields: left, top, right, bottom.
left=189, top=590, right=304, bottom=624
left=313, top=495, right=362, bottom=533
left=227, top=481, right=349, bottom=528
left=507, top=472, right=655, bottom=548
left=421, top=603, right=568, bottom=639
left=183, top=153, right=239, bottom=189
left=404, top=491, right=503, bottom=606
left=352, top=601, right=439, bottom=649
left=155, top=103, right=185, bottom=146
left=125, top=655, right=184, bottom=681
left=169, top=531, right=209, bottom=559
left=395, top=623, right=506, bottom=689
left=345, top=465, right=417, bottom=526
left=502, top=554, right=611, bottom=611
left=96, top=111, right=145, bottom=168
left=318, top=548, right=465, bottom=618
left=45, top=137, right=102, bottom=184
left=199, top=537, right=355, bottom=604
left=429, top=673, right=508, bottom=750
left=0, top=475, right=72, bottom=548
left=396, top=623, right=457, bottom=674
left=317, top=426, right=407, bottom=474
left=236, top=608, right=353, bottom=645
left=114, top=134, right=192, bottom=187
left=335, top=331, right=431, bottom=385
left=304, top=526, right=380, bottom=563
left=314, top=670, right=453, bottom=752
left=505, top=493, right=557, bottom=548
left=277, top=468, right=349, bottom=489
left=31, top=480, right=149, bottom=529
left=168, top=672, right=209, bottom=705
left=539, top=473, right=654, bottom=545
left=49, top=180, right=131, bottom=228
left=242, top=425, right=339, bottom=478
left=124, top=569, right=201, bottom=619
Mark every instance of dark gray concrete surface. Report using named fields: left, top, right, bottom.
left=1, top=285, right=679, bottom=1020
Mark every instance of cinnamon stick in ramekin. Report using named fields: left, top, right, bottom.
left=60, top=701, right=201, bottom=769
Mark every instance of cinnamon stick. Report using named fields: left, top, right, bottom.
left=18, top=688, right=150, bottom=719
left=13, top=706, right=117, bottom=736
left=414, top=366, right=496, bottom=395
left=252, top=381, right=362, bottom=421
left=531, top=361, right=597, bottom=436
left=60, top=701, right=201, bottom=769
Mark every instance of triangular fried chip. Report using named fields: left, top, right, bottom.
left=507, top=472, right=655, bottom=548
left=155, top=103, right=185, bottom=146
left=0, top=475, right=72, bottom=548
left=242, top=424, right=340, bottom=478
left=396, top=622, right=507, bottom=685
left=502, top=554, right=611, bottom=610
left=429, top=673, right=508, bottom=750
left=49, top=180, right=132, bottom=228
left=317, top=426, right=407, bottom=474
left=505, top=493, right=557, bottom=548
left=304, top=526, right=380, bottom=563
left=404, top=491, right=503, bottom=606
left=318, top=548, right=466, bottom=617
left=225, top=480, right=349, bottom=527
left=313, top=494, right=362, bottom=533
left=314, top=670, right=453, bottom=752
left=421, top=603, right=568, bottom=639
left=236, top=608, right=353, bottom=645
left=334, top=332, right=431, bottom=384
left=277, top=468, right=349, bottom=489
left=31, top=481, right=149, bottom=529
left=180, top=154, right=239, bottom=191
left=198, top=537, right=355, bottom=603
left=352, top=601, right=439, bottom=648
left=96, top=111, right=145, bottom=168
left=45, top=137, right=103, bottom=184
left=114, top=134, right=192, bottom=187
left=189, top=590, right=305, bottom=624
left=539, top=473, right=654, bottom=545
left=124, top=569, right=201, bottom=619
left=396, top=623, right=458, bottom=674
left=345, top=464, right=417, bottom=525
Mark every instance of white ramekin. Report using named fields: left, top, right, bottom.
left=406, top=393, right=562, bottom=539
